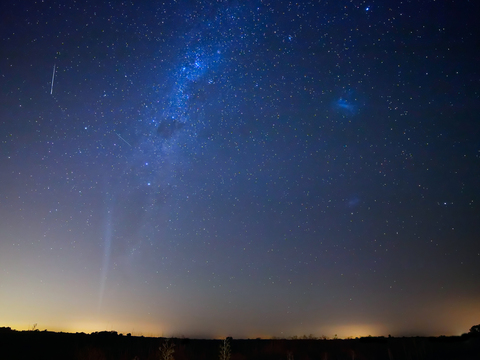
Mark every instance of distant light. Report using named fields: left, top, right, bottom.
left=147, top=182, right=151, bottom=186
left=366, top=6, right=370, bottom=11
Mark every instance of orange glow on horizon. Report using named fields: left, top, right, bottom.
left=325, top=323, right=387, bottom=339
left=2, top=296, right=479, bottom=339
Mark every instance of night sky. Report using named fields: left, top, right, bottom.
left=1, top=0, right=479, bottom=339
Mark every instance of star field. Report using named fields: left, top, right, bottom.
left=1, top=0, right=479, bottom=338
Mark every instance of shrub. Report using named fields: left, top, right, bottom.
left=219, top=338, right=231, bottom=360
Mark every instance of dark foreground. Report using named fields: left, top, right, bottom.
left=1, top=327, right=479, bottom=360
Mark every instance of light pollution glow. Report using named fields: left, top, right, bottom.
left=2, top=299, right=478, bottom=338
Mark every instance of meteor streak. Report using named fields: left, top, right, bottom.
left=116, top=133, right=132, bottom=147
left=50, top=64, right=56, bottom=95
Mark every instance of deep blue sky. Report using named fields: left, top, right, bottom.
left=1, top=0, right=479, bottom=338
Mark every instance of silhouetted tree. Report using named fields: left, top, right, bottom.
left=470, top=324, right=480, bottom=334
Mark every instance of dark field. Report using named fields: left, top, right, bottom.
left=1, top=328, right=479, bottom=360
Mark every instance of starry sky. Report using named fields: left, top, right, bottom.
left=1, top=0, right=479, bottom=339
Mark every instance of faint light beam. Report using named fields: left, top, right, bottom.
left=98, top=209, right=113, bottom=311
